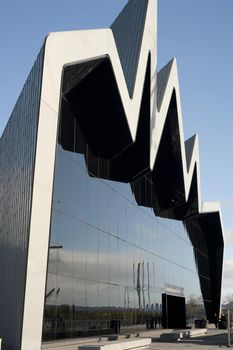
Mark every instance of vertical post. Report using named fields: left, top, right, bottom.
left=227, top=308, right=231, bottom=347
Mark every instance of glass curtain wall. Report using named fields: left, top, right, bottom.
left=42, top=104, right=208, bottom=341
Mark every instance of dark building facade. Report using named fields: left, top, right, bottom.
left=0, top=0, right=224, bottom=349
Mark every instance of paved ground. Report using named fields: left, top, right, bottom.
left=149, top=329, right=230, bottom=349
left=42, top=328, right=232, bottom=350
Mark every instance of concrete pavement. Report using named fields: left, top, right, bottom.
left=149, top=329, right=230, bottom=349
left=42, top=328, right=232, bottom=350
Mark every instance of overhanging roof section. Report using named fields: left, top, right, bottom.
left=35, top=0, right=223, bottom=253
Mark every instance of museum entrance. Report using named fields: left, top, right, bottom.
left=162, top=294, right=186, bottom=329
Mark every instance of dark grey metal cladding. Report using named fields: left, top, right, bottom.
left=0, top=47, right=44, bottom=350
left=185, top=135, right=196, bottom=172
left=157, top=58, right=174, bottom=111
left=111, top=0, right=149, bottom=97
left=184, top=213, right=224, bottom=322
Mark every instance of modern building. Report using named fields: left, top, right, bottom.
left=0, top=0, right=224, bottom=349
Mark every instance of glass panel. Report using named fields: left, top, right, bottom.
left=43, top=104, right=207, bottom=341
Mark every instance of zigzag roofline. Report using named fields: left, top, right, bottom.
left=40, top=0, right=222, bottom=221
left=155, top=54, right=223, bottom=221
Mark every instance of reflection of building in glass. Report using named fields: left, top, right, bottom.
left=0, top=0, right=224, bottom=349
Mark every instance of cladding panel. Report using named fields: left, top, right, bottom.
left=0, top=47, right=44, bottom=350
left=111, top=0, right=149, bottom=97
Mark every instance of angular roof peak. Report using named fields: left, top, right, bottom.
left=111, top=0, right=150, bottom=97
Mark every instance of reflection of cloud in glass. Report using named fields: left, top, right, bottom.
left=44, top=141, right=206, bottom=335
left=134, top=223, right=160, bottom=239
left=48, top=249, right=137, bottom=283
left=47, top=249, right=158, bottom=307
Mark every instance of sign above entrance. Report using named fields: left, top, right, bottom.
left=164, top=283, right=184, bottom=297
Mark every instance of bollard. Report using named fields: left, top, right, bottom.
left=0, top=337, right=2, bottom=350
left=227, top=308, right=231, bottom=348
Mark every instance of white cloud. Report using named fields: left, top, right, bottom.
left=223, top=260, right=233, bottom=279
left=222, top=259, right=233, bottom=298
left=219, top=200, right=233, bottom=209
left=223, top=230, right=233, bottom=244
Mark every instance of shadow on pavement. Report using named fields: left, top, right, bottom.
left=182, top=334, right=227, bottom=346
left=160, top=331, right=229, bottom=347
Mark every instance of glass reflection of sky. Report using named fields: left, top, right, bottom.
left=43, top=145, right=206, bottom=340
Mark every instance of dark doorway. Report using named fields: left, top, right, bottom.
left=162, top=294, right=186, bottom=329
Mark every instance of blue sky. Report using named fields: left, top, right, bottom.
left=0, top=0, right=233, bottom=297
